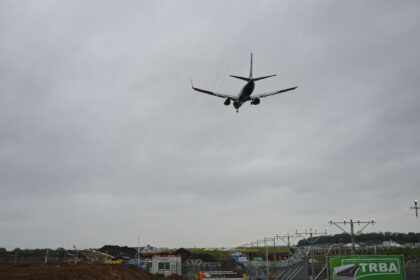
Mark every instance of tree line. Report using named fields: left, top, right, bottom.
left=298, top=232, right=420, bottom=246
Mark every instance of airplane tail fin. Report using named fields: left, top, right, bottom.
left=229, top=53, right=276, bottom=82
left=249, top=52, right=253, bottom=78
left=229, top=53, right=254, bottom=82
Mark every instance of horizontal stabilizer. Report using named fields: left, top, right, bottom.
left=229, top=75, right=252, bottom=82
left=230, top=74, right=276, bottom=82
left=253, top=74, right=277, bottom=81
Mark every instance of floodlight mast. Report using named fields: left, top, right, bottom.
left=410, top=200, right=419, bottom=218
left=241, top=228, right=327, bottom=256
left=73, top=245, right=78, bottom=264
left=274, top=232, right=301, bottom=255
left=295, top=228, right=328, bottom=243
left=275, top=233, right=291, bottom=252
left=294, top=228, right=327, bottom=280
left=263, top=237, right=270, bottom=277
left=137, top=235, right=140, bottom=269
left=329, top=219, right=375, bottom=255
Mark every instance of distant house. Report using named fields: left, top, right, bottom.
left=150, top=255, right=182, bottom=277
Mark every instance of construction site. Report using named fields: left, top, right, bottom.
left=1, top=1, right=420, bottom=280
left=2, top=230, right=420, bottom=280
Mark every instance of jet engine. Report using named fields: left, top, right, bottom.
left=251, top=98, right=260, bottom=105
left=224, top=98, right=231, bottom=106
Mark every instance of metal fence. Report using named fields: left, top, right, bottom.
left=404, top=260, right=420, bottom=280
left=240, top=246, right=420, bottom=280
left=243, top=257, right=308, bottom=280
left=2, top=252, right=420, bottom=279
left=0, top=253, right=74, bottom=264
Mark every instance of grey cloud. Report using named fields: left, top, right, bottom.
left=1, top=1, right=420, bottom=248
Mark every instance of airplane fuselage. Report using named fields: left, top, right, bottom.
left=234, top=80, right=255, bottom=110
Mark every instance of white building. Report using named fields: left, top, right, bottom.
left=382, top=241, right=402, bottom=248
left=151, top=255, right=182, bottom=277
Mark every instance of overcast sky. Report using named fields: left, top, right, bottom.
left=1, top=1, right=420, bottom=249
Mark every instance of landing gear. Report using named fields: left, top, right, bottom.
left=233, top=101, right=241, bottom=113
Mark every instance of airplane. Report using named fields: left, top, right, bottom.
left=191, top=53, right=297, bottom=112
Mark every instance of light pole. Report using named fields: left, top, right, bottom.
left=274, top=233, right=297, bottom=255
left=410, top=200, right=419, bottom=218
left=295, top=228, right=328, bottom=244
left=329, top=219, right=375, bottom=255
left=294, top=229, right=327, bottom=279
left=264, top=238, right=270, bottom=278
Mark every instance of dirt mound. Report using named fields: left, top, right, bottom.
left=98, top=245, right=138, bottom=259
left=0, top=263, right=184, bottom=280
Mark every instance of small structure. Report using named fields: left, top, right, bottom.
left=230, top=251, right=248, bottom=264
left=151, top=255, right=182, bottom=277
left=382, top=241, right=402, bottom=248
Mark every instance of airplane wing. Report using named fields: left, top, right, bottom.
left=191, top=80, right=237, bottom=100
left=250, top=86, right=297, bottom=100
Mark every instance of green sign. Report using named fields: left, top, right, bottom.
left=327, top=255, right=404, bottom=280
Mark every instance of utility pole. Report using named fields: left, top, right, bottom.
left=137, top=235, right=141, bottom=269
left=329, top=219, right=375, bottom=255
left=264, top=238, right=269, bottom=279
left=44, top=249, right=49, bottom=264
left=295, top=228, right=328, bottom=245
left=311, top=248, right=315, bottom=280
left=410, top=200, right=419, bottom=218
left=73, top=245, right=78, bottom=264
left=274, top=233, right=295, bottom=255
left=294, top=229, right=327, bottom=280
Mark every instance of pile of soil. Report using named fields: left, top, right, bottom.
left=0, top=263, right=186, bottom=280
left=174, top=248, right=216, bottom=262
left=98, top=245, right=138, bottom=259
